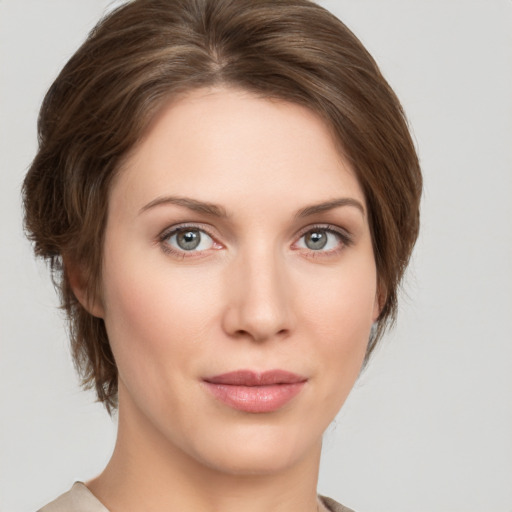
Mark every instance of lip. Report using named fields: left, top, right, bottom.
left=203, top=370, right=307, bottom=413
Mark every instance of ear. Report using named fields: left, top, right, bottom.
left=64, top=257, right=105, bottom=318
left=372, top=294, right=381, bottom=323
left=372, top=281, right=386, bottom=323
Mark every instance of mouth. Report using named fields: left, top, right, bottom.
left=202, top=370, right=307, bottom=413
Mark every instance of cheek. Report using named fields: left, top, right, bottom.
left=99, top=245, right=210, bottom=383
left=298, top=255, right=377, bottom=381
left=301, top=255, right=377, bottom=337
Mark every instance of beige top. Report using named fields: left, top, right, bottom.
left=38, top=482, right=355, bottom=512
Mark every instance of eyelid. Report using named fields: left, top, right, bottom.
left=156, top=222, right=353, bottom=258
left=296, top=223, right=352, bottom=241
left=159, top=222, right=214, bottom=241
left=293, top=223, right=353, bottom=252
left=158, top=223, right=222, bottom=256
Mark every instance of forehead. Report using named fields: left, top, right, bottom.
left=113, top=86, right=365, bottom=215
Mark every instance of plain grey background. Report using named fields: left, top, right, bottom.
left=1, top=1, right=511, bottom=511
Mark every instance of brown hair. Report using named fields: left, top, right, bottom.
left=23, top=0, right=422, bottom=411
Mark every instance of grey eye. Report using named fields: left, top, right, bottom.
left=177, top=230, right=201, bottom=250
left=296, top=228, right=343, bottom=252
left=304, top=230, right=328, bottom=250
left=167, top=228, right=215, bottom=252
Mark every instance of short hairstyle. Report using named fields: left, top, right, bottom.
left=23, top=0, right=422, bottom=411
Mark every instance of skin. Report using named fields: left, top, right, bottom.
left=77, top=87, right=380, bottom=512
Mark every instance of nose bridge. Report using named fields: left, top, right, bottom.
left=223, top=240, right=293, bottom=342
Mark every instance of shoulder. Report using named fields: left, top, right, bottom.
left=319, top=495, right=357, bottom=512
left=39, top=485, right=352, bottom=512
left=38, top=482, right=109, bottom=512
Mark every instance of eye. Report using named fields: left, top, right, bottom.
left=164, top=227, right=216, bottom=252
left=295, top=227, right=348, bottom=252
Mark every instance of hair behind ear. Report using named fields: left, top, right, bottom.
left=64, top=257, right=104, bottom=319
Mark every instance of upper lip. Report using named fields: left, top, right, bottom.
left=204, top=369, right=307, bottom=386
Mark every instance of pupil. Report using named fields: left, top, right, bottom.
left=306, top=230, right=327, bottom=250
left=177, top=230, right=200, bottom=250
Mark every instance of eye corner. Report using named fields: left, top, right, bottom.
left=158, top=224, right=223, bottom=258
left=293, top=224, right=353, bottom=256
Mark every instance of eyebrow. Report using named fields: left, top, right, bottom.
left=296, top=198, right=365, bottom=218
left=139, top=195, right=228, bottom=217
left=139, top=195, right=365, bottom=219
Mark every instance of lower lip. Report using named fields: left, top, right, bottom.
left=203, top=382, right=305, bottom=413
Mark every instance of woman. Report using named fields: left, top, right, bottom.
left=23, top=0, right=421, bottom=511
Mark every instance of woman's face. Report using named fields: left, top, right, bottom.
left=98, top=87, right=379, bottom=475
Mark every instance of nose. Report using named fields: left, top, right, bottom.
left=221, top=248, right=295, bottom=343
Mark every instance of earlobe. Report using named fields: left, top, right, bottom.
left=372, top=284, right=385, bottom=323
left=372, top=296, right=381, bottom=323
left=65, top=258, right=105, bottom=318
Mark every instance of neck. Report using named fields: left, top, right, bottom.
left=88, top=389, right=324, bottom=512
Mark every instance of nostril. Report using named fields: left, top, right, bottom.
left=221, top=268, right=295, bottom=341
left=231, top=327, right=289, bottom=343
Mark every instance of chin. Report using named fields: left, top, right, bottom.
left=186, top=421, right=322, bottom=477
left=199, top=446, right=306, bottom=477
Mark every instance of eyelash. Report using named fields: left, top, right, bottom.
left=293, top=224, right=353, bottom=257
left=157, top=223, right=353, bottom=258
left=158, top=223, right=219, bottom=258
